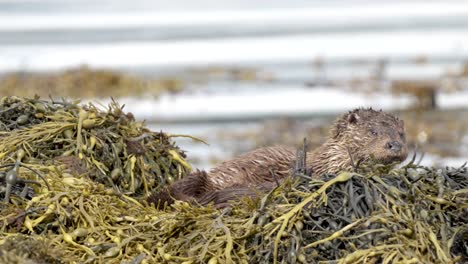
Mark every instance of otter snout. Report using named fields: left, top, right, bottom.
left=385, top=141, right=403, bottom=153
left=383, top=140, right=408, bottom=163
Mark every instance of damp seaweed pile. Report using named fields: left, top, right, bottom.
left=0, top=96, right=190, bottom=198
left=0, top=96, right=192, bottom=263
left=142, top=162, right=467, bottom=264
left=0, top=96, right=466, bottom=263
left=248, top=163, right=468, bottom=264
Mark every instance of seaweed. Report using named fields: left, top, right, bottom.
left=0, top=96, right=190, bottom=200
left=0, top=96, right=466, bottom=263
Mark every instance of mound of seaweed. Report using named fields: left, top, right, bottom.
left=0, top=96, right=190, bottom=199
left=0, top=96, right=466, bottom=263
left=145, top=163, right=467, bottom=264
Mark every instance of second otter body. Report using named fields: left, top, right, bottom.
left=149, top=108, right=408, bottom=207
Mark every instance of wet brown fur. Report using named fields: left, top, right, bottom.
left=148, top=108, right=408, bottom=208
left=148, top=170, right=210, bottom=208
left=196, top=182, right=276, bottom=208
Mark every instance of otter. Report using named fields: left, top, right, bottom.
left=148, top=108, right=408, bottom=208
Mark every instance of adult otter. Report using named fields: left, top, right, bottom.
left=148, top=108, right=407, bottom=208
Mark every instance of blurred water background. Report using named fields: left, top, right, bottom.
left=1, top=0, right=468, bottom=169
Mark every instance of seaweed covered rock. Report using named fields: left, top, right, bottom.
left=0, top=96, right=190, bottom=199
left=0, top=96, right=191, bottom=263
left=0, top=162, right=466, bottom=263
left=0, top=96, right=466, bottom=263
left=249, top=164, right=468, bottom=263
left=148, top=163, right=467, bottom=263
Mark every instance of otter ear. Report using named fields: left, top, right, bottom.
left=347, top=113, right=360, bottom=124
left=332, top=112, right=360, bottom=139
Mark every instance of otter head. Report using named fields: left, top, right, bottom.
left=330, top=108, right=408, bottom=166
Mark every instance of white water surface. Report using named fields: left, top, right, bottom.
left=104, top=88, right=468, bottom=122
left=1, top=30, right=468, bottom=72
left=1, top=0, right=468, bottom=71
left=2, top=2, right=468, bottom=31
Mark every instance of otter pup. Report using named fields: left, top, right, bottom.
left=148, top=108, right=407, bottom=208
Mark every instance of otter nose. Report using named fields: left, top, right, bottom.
left=386, top=141, right=402, bottom=152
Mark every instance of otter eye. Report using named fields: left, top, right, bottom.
left=399, top=132, right=405, bottom=140
left=370, top=129, right=378, bottom=136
